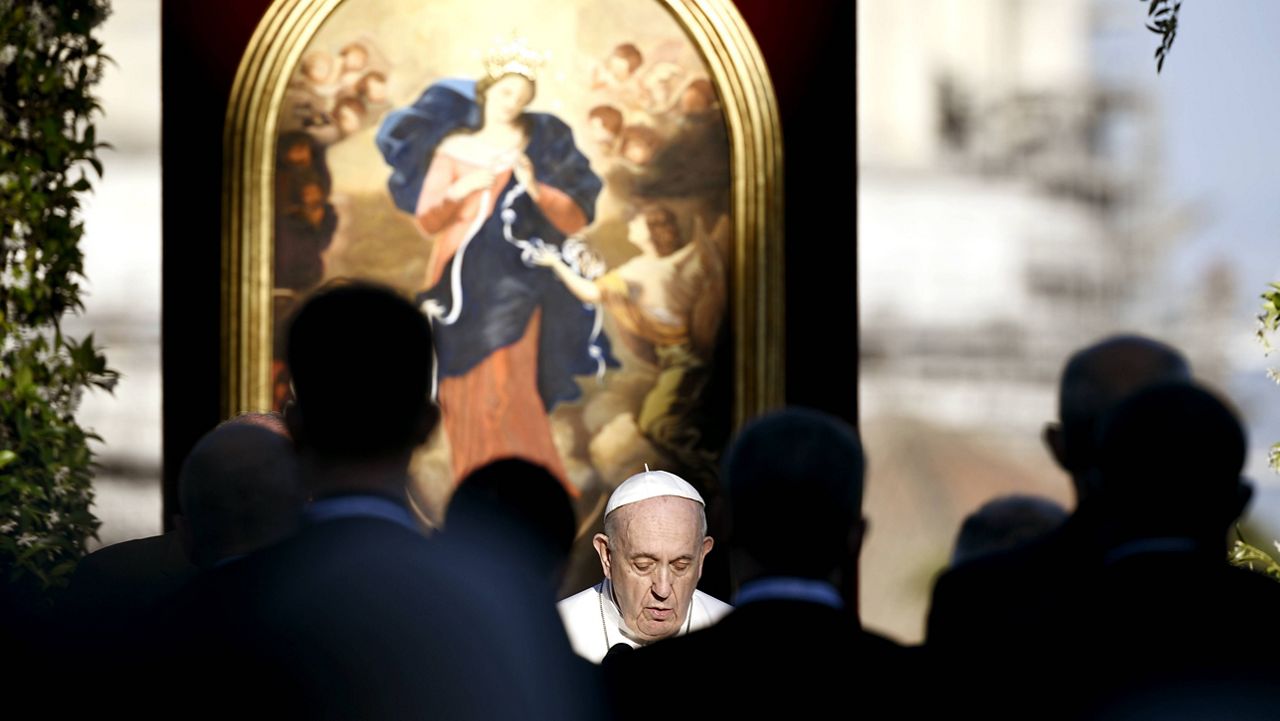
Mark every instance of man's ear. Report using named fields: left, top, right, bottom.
left=1044, top=422, right=1069, bottom=471
left=593, top=533, right=613, bottom=579
left=696, top=536, right=714, bottom=580
left=284, top=400, right=306, bottom=450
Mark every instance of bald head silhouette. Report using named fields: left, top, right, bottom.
left=177, top=413, right=303, bottom=568
left=1045, top=335, right=1190, bottom=502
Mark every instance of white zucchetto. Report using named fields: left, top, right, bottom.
left=604, top=468, right=705, bottom=516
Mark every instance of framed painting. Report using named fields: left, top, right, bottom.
left=222, top=0, right=783, bottom=587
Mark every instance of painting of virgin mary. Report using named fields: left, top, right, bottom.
left=257, top=0, right=747, bottom=542
left=377, top=39, right=617, bottom=491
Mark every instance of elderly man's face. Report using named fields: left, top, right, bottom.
left=594, top=496, right=713, bottom=643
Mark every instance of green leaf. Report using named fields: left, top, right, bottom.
left=50, top=560, right=78, bottom=579
left=0, top=0, right=113, bottom=594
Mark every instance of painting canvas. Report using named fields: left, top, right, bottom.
left=268, top=0, right=734, bottom=529
left=225, top=0, right=781, bottom=595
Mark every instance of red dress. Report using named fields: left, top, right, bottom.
left=415, top=144, right=587, bottom=493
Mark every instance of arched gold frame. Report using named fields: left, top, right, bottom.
left=222, top=0, right=784, bottom=428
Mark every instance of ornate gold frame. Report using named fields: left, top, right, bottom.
left=222, top=0, right=784, bottom=427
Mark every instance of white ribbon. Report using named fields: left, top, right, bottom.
left=422, top=179, right=610, bottom=395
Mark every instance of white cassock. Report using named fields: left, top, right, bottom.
left=557, top=577, right=733, bottom=663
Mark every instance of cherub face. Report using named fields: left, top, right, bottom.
left=622, top=138, right=655, bottom=166
left=285, top=141, right=312, bottom=168
left=363, top=76, right=387, bottom=103
left=341, top=46, right=368, bottom=72
left=607, top=55, right=633, bottom=83
left=303, top=54, right=333, bottom=84
left=335, top=105, right=363, bottom=135
left=588, top=118, right=618, bottom=151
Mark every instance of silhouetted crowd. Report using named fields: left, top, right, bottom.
left=7, top=282, right=1280, bottom=720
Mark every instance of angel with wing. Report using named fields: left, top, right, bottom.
left=531, top=203, right=728, bottom=465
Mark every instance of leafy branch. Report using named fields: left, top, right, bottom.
left=1258, top=284, right=1280, bottom=472
left=1229, top=536, right=1280, bottom=582
left=0, top=0, right=118, bottom=593
left=1145, top=0, right=1181, bottom=73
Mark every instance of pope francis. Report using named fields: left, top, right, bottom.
left=558, top=469, right=732, bottom=663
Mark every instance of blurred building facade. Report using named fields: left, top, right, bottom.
left=856, top=0, right=1227, bottom=642
left=67, top=1, right=163, bottom=548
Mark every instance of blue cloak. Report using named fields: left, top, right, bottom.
left=376, top=80, right=616, bottom=410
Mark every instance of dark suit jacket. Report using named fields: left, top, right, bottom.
left=604, top=598, right=909, bottom=719
left=163, top=510, right=600, bottom=721
left=1054, top=549, right=1280, bottom=713
left=924, top=513, right=1114, bottom=718
left=926, top=516, right=1280, bottom=719
left=62, top=531, right=197, bottom=629
left=58, top=530, right=198, bottom=686
left=926, top=513, right=1098, bottom=653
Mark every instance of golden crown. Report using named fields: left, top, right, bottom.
left=484, top=36, right=546, bottom=83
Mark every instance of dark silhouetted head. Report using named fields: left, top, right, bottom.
left=722, top=408, right=865, bottom=581
left=178, top=413, right=303, bottom=568
left=1095, top=382, right=1250, bottom=546
left=446, top=459, right=576, bottom=590
left=951, top=495, right=1068, bottom=566
left=1046, top=335, right=1190, bottom=500
left=284, top=282, right=437, bottom=466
